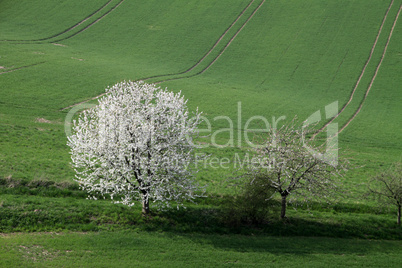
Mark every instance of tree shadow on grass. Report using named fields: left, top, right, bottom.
left=173, top=232, right=402, bottom=256
left=1, top=184, right=400, bottom=241
left=145, top=204, right=402, bottom=241
left=72, top=229, right=401, bottom=262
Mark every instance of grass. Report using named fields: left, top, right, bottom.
left=0, top=178, right=401, bottom=240
left=0, top=0, right=108, bottom=40
left=1, top=0, right=400, bottom=181
left=0, top=0, right=401, bottom=266
left=0, top=232, right=401, bottom=267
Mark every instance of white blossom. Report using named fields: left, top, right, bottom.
left=67, top=81, right=203, bottom=214
left=248, top=117, right=348, bottom=218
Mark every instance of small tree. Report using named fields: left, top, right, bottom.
left=67, top=81, right=202, bottom=216
left=367, top=163, right=402, bottom=225
left=248, top=118, right=347, bottom=219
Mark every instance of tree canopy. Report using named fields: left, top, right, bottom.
left=68, top=81, right=203, bottom=215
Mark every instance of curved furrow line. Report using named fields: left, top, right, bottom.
left=0, top=62, right=45, bottom=75
left=51, top=0, right=125, bottom=43
left=184, top=0, right=257, bottom=74
left=154, top=0, right=266, bottom=84
left=338, top=4, right=402, bottom=134
left=61, top=93, right=108, bottom=111
left=141, top=0, right=256, bottom=82
left=61, top=0, right=263, bottom=110
left=197, top=0, right=266, bottom=75
left=0, top=0, right=114, bottom=42
left=311, top=0, right=395, bottom=139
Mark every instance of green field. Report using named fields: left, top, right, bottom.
left=1, top=0, right=401, bottom=266
left=1, top=232, right=401, bottom=267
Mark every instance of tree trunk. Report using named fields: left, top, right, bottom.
left=142, top=196, right=150, bottom=216
left=398, top=204, right=401, bottom=226
left=280, top=195, right=287, bottom=219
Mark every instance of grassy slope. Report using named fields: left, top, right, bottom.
left=342, top=9, right=402, bottom=161
left=1, top=0, right=400, bottom=181
left=0, top=0, right=248, bottom=181
left=161, top=0, right=401, bottom=189
left=0, top=0, right=401, bottom=265
left=0, top=0, right=108, bottom=40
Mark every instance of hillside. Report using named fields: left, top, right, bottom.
left=1, top=0, right=401, bottom=182
left=0, top=0, right=401, bottom=266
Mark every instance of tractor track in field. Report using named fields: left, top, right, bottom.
left=51, top=0, right=125, bottom=43
left=338, top=4, right=402, bottom=134
left=183, top=0, right=266, bottom=77
left=61, top=93, right=108, bottom=111
left=0, top=0, right=122, bottom=43
left=0, top=62, right=45, bottom=75
left=140, top=0, right=258, bottom=82
left=61, top=0, right=265, bottom=110
left=152, top=0, right=266, bottom=84
left=311, top=0, right=395, bottom=139
left=185, top=0, right=259, bottom=74
left=47, top=0, right=116, bottom=43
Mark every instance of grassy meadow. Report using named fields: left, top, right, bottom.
left=1, top=0, right=401, bottom=266
left=1, top=232, right=401, bottom=267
